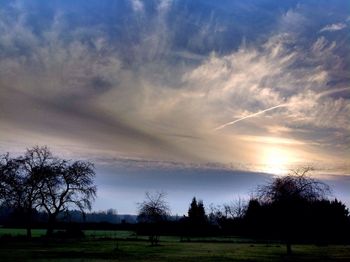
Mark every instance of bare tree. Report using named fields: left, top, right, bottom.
left=0, top=146, right=97, bottom=238
left=223, top=197, right=247, bottom=219
left=39, top=160, right=97, bottom=236
left=137, top=192, right=170, bottom=245
left=256, top=167, right=331, bottom=255
left=0, top=154, right=15, bottom=205
left=0, top=147, right=58, bottom=238
left=257, top=167, right=331, bottom=204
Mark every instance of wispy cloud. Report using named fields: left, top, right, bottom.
left=0, top=0, right=349, bottom=213
left=0, top=1, right=348, bottom=172
left=130, top=0, right=144, bottom=12
left=320, top=23, right=347, bottom=32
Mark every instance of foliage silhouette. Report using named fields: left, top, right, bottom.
left=0, top=146, right=96, bottom=237
left=137, top=192, right=170, bottom=245
left=248, top=167, right=348, bottom=254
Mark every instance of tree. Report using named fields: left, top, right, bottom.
left=24, top=147, right=64, bottom=237
left=0, top=148, right=57, bottom=238
left=257, top=167, right=330, bottom=204
left=207, top=198, right=248, bottom=236
left=255, top=167, right=331, bottom=254
left=223, top=198, right=247, bottom=219
left=185, top=197, right=209, bottom=236
left=0, top=154, right=17, bottom=206
left=188, top=197, right=206, bottom=224
left=0, top=146, right=97, bottom=238
left=137, top=192, right=170, bottom=245
left=39, top=160, right=97, bottom=236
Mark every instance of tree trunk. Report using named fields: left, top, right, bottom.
left=26, top=209, right=32, bottom=239
left=26, top=226, right=32, bottom=239
left=286, top=240, right=292, bottom=255
left=46, top=214, right=56, bottom=237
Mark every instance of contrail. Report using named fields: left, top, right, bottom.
left=214, top=87, right=350, bottom=131
left=214, top=104, right=288, bottom=131
left=318, top=87, right=350, bottom=98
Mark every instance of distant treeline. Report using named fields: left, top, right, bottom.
left=1, top=147, right=350, bottom=254
left=0, top=207, right=137, bottom=226
left=2, top=194, right=348, bottom=245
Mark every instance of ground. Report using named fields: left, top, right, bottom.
left=0, top=229, right=349, bottom=261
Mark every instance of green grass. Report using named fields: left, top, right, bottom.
left=0, top=228, right=136, bottom=239
left=0, top=229, right=349, bottom=261
left=0, top=228, right=47, bottom=237
left=82, top=230, right=136, bottom=239
left=1, top=239, right=350, bottom=262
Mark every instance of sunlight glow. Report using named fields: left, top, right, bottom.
left=260, top=146, right=295, bottom=175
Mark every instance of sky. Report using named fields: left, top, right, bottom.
left=0, top=0, right=349, bottom=214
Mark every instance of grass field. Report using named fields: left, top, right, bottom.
left=0, top=228, right=135, bottom=239
left=0, top=228, right=254, bottom=242
left=0, top=228, right=350, bottom=261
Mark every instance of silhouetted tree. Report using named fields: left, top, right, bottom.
left=185, top=197, right=209, bottom=236
left=208, top=198, right=248, bottom=235
left=0, top=148, right=58, bottom=238
left=255, top=167, right=331, bottom=254
left=137, top=192, right=170, bottom=245
left=257, top=167, right=330, bottom=204
left=222, top=198, right=247, bottom=219
left=0, top=146, right=97, bottom=238
left=39, top=159, right=96, bottom=236
left=188, top=197, right=207, bottom=224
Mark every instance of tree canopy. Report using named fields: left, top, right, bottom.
left=137, top=192, right=170, bottom=245
left=188, top=197, right=206, bottom=224
left=249, top=168, right=344, bottom=254
left=0, top=146, right=97, bottom=237
left=257, top=167, right=331, bottom=204
left=137, top=192, right=170, bottom=224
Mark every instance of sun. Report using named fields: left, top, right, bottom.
left=261, top=146, right=293, bottom=175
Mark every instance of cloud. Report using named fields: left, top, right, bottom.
left=157, top=0, right=172, bottom=13
left=182, top=29, right=349, bottom=167
left=95, top=158, right=350, bottom=214
left=130, top=0, right=144, bottom=13
left=0, top=1, right=349, bottom=214
left=320, top=23, right=347, bottom=32
left=0, top=4, right=185, bottom=162
left=0, top=1, right=348, bottom=173
left=94, top=160, right=273, bottom=214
